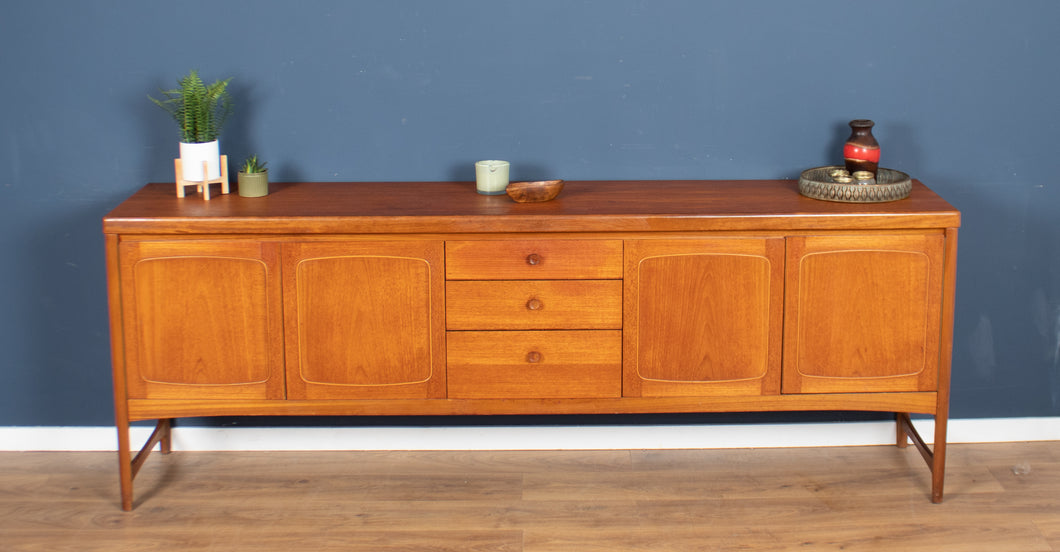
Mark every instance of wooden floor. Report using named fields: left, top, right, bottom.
left=2, top=442, right=1059, bottom=551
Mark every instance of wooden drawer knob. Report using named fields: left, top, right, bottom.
left=526, top=298, right=543, bottom=311
left=526, top=351, right=543, bottom=363
left=525, top=253, right=542, bottom=266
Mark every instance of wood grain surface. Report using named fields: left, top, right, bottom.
left=102, top=180, right=960, bottom=235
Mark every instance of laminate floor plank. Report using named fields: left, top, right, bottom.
left=1034, top=518, right=1060, bottom=551
left=309, top=449, right=634, bottom=474
left=1, top=443, right=1058, bottom=551
left=4, top=529, right=524, bottom=552
left=523, top=469, right=823, bottom=501
left=988, top=460, right=1060, bottom=493
left=521, top=522, right=1055, bottom=552
left=131, top=471, right=525, bottom=502
left=522, top=464, right=1003, bottom=502
left=943, top=440, right=1060, bottom=465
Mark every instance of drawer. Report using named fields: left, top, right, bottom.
left=447, top=330, right=622, bottom=398
left=445, top=240, right=623, bottom=280
left=446, top=280, right=622, bottom=330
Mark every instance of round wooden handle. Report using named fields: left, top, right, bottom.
left=526, top=298, right=543, bottom=311
left=526, top=253, right=542, bottom=266
left=526, top=351, right=542, bottom=363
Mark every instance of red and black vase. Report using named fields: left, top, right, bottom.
left=843, top=119, right=880, bottom=175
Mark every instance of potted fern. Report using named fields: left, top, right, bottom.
left=149, top=70, right=232, bottom=182
left=237, top=155, right=269, bottom=197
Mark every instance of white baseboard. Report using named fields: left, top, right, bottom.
left=1, top=418, right=1058, bottom=452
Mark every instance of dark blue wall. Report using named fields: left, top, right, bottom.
left=2, top=1, right=1058, bottom=425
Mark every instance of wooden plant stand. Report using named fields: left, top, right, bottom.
left=174, top=155, right=229, bottom=199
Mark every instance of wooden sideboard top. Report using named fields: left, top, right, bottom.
left=103, top=180, right=960, bottom=235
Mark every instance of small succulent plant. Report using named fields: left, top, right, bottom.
left=240, top=155, right=267, bottom=174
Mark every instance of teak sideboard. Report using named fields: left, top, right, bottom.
left=103, top=180, right=960, bottom=510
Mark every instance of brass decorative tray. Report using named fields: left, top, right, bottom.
left=799, top=166, right=912, bottom=203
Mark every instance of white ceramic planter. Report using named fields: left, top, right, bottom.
left=179, top=140, right=221, bottom=182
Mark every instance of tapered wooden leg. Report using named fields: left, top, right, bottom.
left=931, top=226, right=957, bottom=503
left=932, top=411, right=948, bottom=504
left=896, top=412, right=910, bottom=448
left=161, top=421, right=172, bottom=455
left=116, top=414, right=134, bottom=511
left=107, top=230, right=137, bottom=511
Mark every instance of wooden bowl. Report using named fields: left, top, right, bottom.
left=506, top=180, right=564, bottom=203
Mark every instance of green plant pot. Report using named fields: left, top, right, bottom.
left=238, top=171, right=269, bottom=197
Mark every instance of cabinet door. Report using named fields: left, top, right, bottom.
left=118, top=240, right=285, bottom=400
left=783, top=234, right=945, bottom=393
left=283, top=241, right=445, bottom=399
left=624, top=238, right=784, bottom=397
